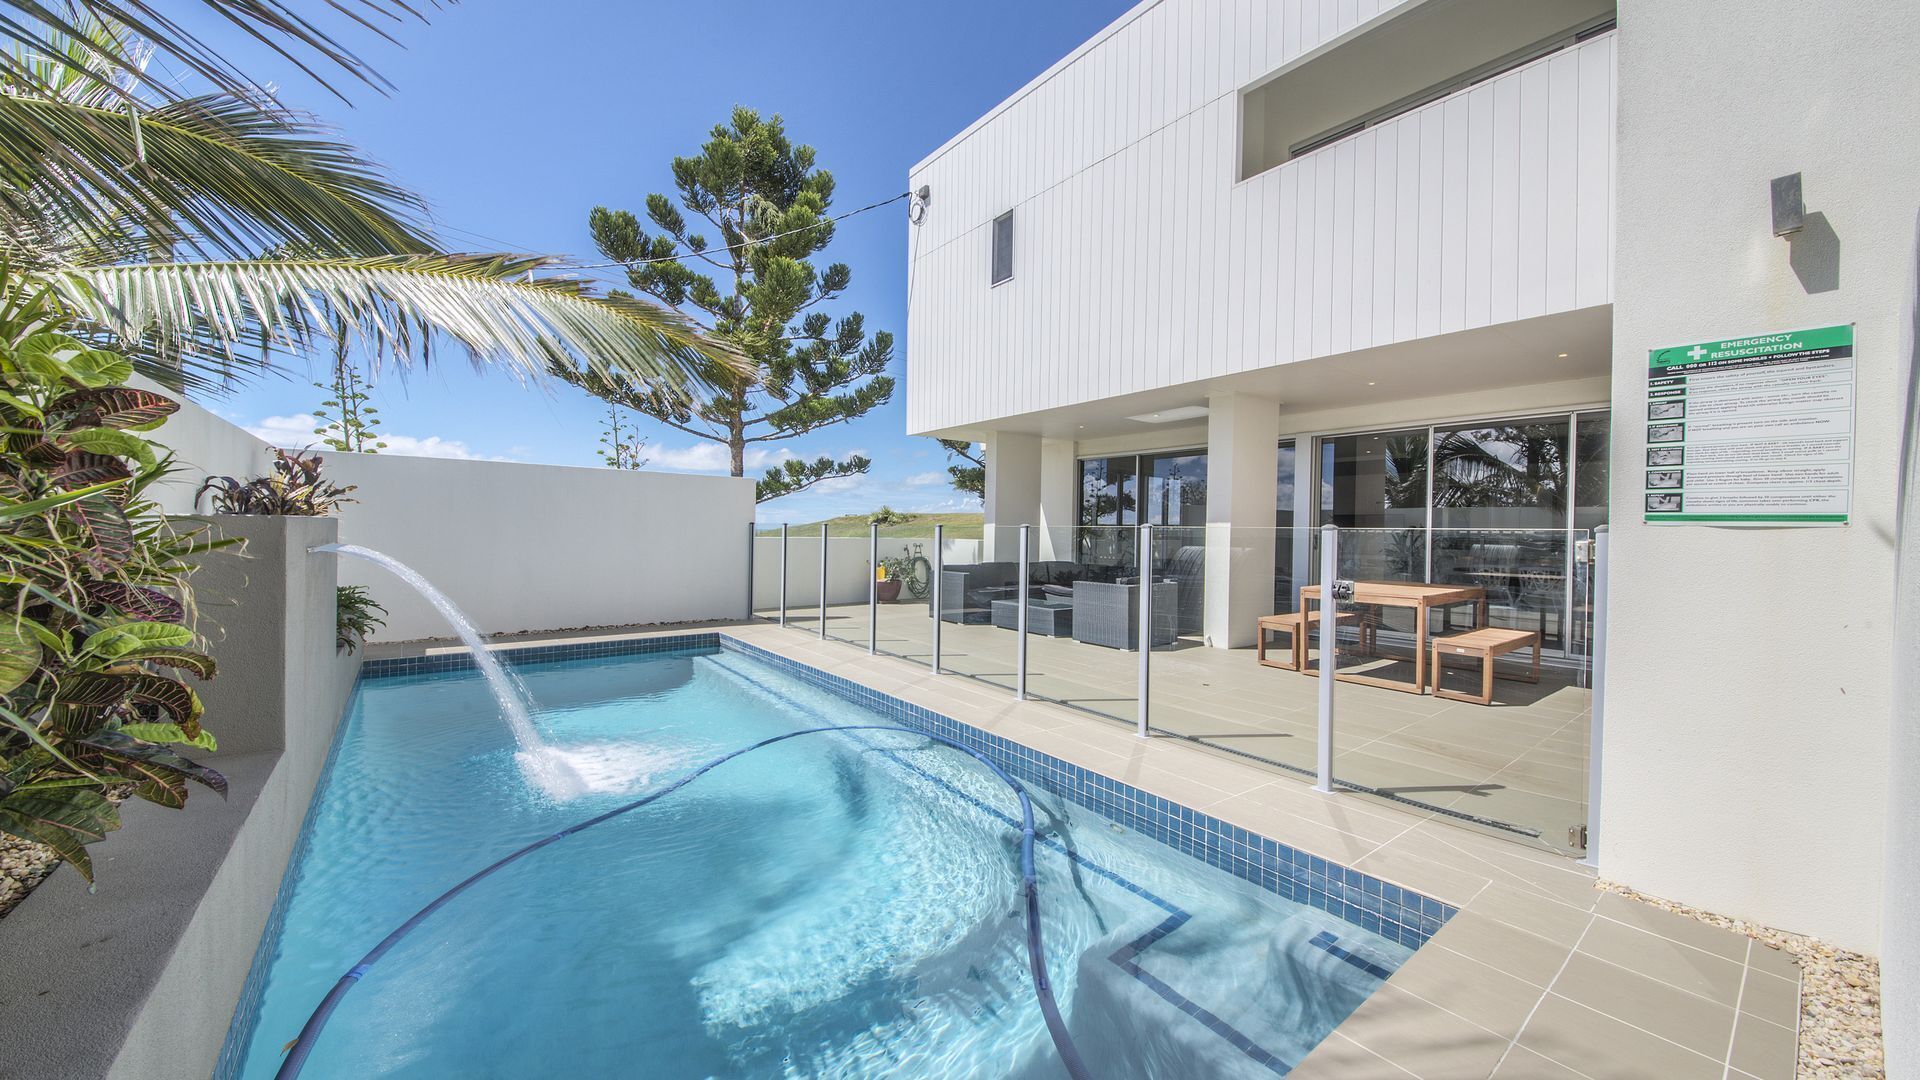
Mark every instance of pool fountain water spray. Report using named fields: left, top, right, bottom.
left=310, top=544, right=586, bottom=799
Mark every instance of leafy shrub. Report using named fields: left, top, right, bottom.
left=0, top=276, right=228, bottom=883
left=196, top=447, right=356, bottom=516
left=335, top=586, right=385, bottom=653
left=867, top=505, right=915, bottom=527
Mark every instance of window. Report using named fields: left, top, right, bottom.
left=1237, top=0, right=1616, bottom=180
left=990, top=211, right=1013, bottom=285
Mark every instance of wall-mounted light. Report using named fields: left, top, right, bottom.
left=1771, top=173, right=1804, bottom=237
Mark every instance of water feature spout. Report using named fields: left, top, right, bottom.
left=310, top=543, right=586, bottom=799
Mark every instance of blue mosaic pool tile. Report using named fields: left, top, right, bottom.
left=711, top=634, right=1457, bottom=948
left=359, top=633, right=721, bottom=679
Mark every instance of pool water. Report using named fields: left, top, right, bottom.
left=223, top=647, right=1411, bottom=1078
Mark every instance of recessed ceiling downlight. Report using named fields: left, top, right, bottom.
left=1125, top=405, right=1210, bottom=424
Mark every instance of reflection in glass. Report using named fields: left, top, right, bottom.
left=1079, top=456, right=1137, bottom=525
left=1573, top=411, right=1610, bottom=532
left=1274, top=441, right=1297, bottom=612
left=1429, top=420, right=1570, bottom=648
left=1142, top=452, right=1208, bottom=526
left=1319, top=430, right=1429, bottom=634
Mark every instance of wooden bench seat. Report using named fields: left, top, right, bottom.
left=1255, top=611, right=1372, bottom=672
left=1429, top=627, right=1541, bottom=704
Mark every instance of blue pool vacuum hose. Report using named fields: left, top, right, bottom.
left=274, top=724, right=1094, bottom=1080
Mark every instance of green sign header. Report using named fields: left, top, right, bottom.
left=1649, top=324, right=1853, bottom=371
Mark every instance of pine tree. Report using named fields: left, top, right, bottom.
left=578, top=107, right=892, bottom=504
left=938, top=438, right=984, bottom=499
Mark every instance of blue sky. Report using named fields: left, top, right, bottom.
left=184, top=0, right=1133, bottom=523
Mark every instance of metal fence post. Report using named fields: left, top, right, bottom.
left=778, top=522, right=789, bottom=628
left=818, top=524, right=830, bottom=639
left=1137, top=522, right=1152, bottom=737
left=868, top=523, right=879, bottom=655
left=746, top=521, right=757, bottom=619
left=931, top=525, right=944, bottom=673
left=1316, top=523, right=1338, bottom=793
left=1017, top=524, right=1031, bottom=700
left=1581, top=524, right=1609, bottom=868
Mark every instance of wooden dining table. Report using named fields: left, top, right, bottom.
left=1299, top=581, right=1488, bottom=694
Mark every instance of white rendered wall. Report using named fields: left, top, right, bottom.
left=1605, top=0, right=1920, bottom=956
left=905, top=0, right=1614, bottom=435
left=147, top=398, right=757, bottom=640
left=750, top=536, right=984, bottom=613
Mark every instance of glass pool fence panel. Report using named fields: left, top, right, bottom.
left=822, top=531, right=871, bottom=649
left=984, top=524, right=1141, bottom=728
left=781, top=528, right=822, bottom=632
left=751, top=526, right=783, bottom=621
left=936, top=525, right=1023, bottom=690
left=872, top=533, right=938, bottom=665
left=1144, top=527, right=1321, bottom=783
left=1321, top=527, right=1594, bottom=856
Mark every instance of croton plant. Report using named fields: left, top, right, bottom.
left=0, top=276, right=227, bottom=884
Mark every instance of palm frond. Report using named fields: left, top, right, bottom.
left=0, top=1, right=436, bottom=104
left=37, top=255, right=743, bottom=395
left=0, top=90, right=434, bottom=261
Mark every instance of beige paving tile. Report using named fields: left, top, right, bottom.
left=1383, top=940, right=1545, bottom=1039
left=1576, top=916, right=1747, bottom=1004
left=1517, top=993, right=1724, bottom=1080
left=1464, top=882, right=1597, bottom=943
left=1746, top=940, right=1802, bottom=981
left=1203, top=792, right=1382, bottom=863
left=1430, top=911, right=1577, bottom=987
left=1550, top=952, right=1736, bottom=1059
left=1389, top=821, right=1599, bottom=906
left=1727, top=1013, right=1797, bottom=1080
left=1322, top=983, right=1513, bottom=1079
left=1489, top=1044, right=1593, bottom=1079
left=1592, top=892, right=1749, bottom=961
left=1351, top=844, right=1506, bottom=907
left=1736, top=960, right=1802, bottom=1027
left=1287, top=1031, right=1419, bottom=1079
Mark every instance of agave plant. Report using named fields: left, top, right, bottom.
left=0, top=271, right=228, bottom=883
left=197, top=447, right=355, bottom=517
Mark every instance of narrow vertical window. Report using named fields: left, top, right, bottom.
left=990, top=211, right=1014, bottom=284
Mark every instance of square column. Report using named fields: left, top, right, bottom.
left=982, top=431, right=1041, bottom=560
left=1037, top=438, right=1077, bottom=559
left=1203, top=392, right=1281, bottom=648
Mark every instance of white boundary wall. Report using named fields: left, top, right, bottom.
left=149, top=397, right=756, bottom=640
left=751, top=535, right=983, bottom=611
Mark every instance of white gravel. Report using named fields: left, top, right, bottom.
left=0, top=831, right=59, bottom=919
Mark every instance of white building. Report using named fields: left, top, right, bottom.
left=903, top=0, right=1919, bottom=1044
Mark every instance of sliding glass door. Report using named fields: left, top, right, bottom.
left=1078, top=450, right=1208, bottom=634
left=1313, top=410, right=1610, bottom=654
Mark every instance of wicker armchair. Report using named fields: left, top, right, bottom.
left=1069, top=581, right=1178, bottom=650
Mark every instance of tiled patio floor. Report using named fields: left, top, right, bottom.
left=773, top=601, right=1592, bottom=856
left=371, top=622, right=1800, bottom=1079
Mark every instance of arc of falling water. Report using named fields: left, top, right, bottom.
left=311, top=544, right=586, bottom=799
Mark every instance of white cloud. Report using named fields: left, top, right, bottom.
left=902, top=470, right=949, bottom=487
left=244, top=414, right=508, bottom=461
left=647, top=442, right=796, bottom=474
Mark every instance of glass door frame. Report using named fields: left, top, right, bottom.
left=1299, top=403, right=1609, bottom=661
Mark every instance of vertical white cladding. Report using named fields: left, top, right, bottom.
left=905, top=0, right=1616, bottom=435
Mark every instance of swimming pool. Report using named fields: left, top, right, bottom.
left=221, top=639, right=1433, bottom=1078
